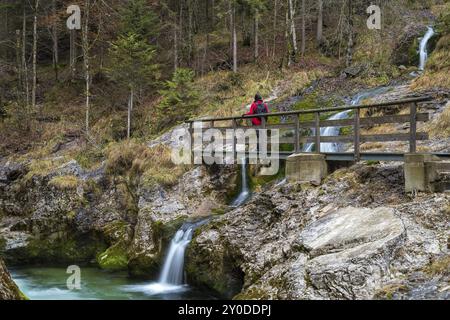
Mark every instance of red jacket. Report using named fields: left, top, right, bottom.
left=246, top=100, right=269, bottom=126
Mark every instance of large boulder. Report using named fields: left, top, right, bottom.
left=299, top=207, right=406, bottom=299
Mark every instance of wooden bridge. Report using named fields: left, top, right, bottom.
left=186, top=95, right=450, bottom=192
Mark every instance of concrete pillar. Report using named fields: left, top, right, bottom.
left=286, top=153, right=327, bottom=184
left=404, top=153, right=441, bottom=193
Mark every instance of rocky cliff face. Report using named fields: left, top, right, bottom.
left=0, top=259, right=25, bottom=300
left=186, top=163, right=449, bottom=299
left=0, top=157, right=237, bottom=277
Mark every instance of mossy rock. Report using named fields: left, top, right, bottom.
left=152, top=216, right=186, bottom=246
left=4, top=232, right=107, bottom=265
left=128, top=216, right=187, bottom=278
left=128, top=253, right=160, bottom=278
left=0, top=260, right=27, bottom=300
left=97, top=242, right=128, bottom=271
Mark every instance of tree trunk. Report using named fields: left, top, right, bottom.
left=22, top=2, right=29, bottom=107
left=301, top=0, right=305, bottom=56
left=127, top=88, right=133, bottom=139
left=288, top=0, right=298, bottom=65
left=173, top=23, right=178, bottom=71
left=178, top=0, right=183, bottom=67
left=317, top=0, right=323, bottom=44
left=188, top=0, right=193, bottom=66
left=52, top=0, right=58, bottom=81
left=83, top=0, right=90, bottom=137
left=15, top=30, right=22, bottom=100
left=254, top=12, right=259, bottom=61
left=31, top=0, right=39, bottom=110
left=70, top=29, right=76, bottom=79
left=232, top=1, right=237, bottom=73
left=346, top=0, right=353, bottom=67
left=272, top=0, right=278, bottom=58
left=289, top=0, right=297, bottom=52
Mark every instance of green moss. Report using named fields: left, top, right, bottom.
left=6, top=232, right=107, bottom=265
left=408, top=38, right=420, bottom=66
left=340, top=126, right=353, bottom=136
left=248, top=161, right=285, bottom=190
left=97, top=242, right=128, bottom=271
left=103, top=221, right=131, bottom=242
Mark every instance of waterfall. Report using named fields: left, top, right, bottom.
left=302, top=87, right=390, bottom=153
left=303, top=110, right=352, bottom=153
left=159, top=227, right=194, bottom=285
left=125, top=220, right=208, bottom=296
left=419, top=27, right=434, bottom=71
left=230, top=157, right=250, bottom=207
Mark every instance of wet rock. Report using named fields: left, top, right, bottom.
left=0, top=259, right=26, bottom=300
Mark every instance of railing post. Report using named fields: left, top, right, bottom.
left=315, top=112, right=321, bottom=153
left=295, top=114, right=300, bottom=153
left=354, top=108, right=360, bottom=161
left=409, top=103, right=417, bottom=153
left=232, top=118, right=237, bottom=162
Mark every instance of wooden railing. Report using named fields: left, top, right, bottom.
left=186, top=96, right=433, bottom=161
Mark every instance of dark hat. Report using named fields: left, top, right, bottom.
left=255, top=93, right=263, bottom=101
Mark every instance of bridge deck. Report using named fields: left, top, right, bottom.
left=193, top=151, right=450, bottom=162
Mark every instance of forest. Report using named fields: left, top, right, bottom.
left=0, top=0, right=446, bottom=156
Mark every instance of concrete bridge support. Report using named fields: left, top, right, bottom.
left=404, top=153, right=448, bottom=193
left=286, top=153, right=328, bottom=184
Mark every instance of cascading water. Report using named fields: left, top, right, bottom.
left=158, top=227, right=194, bottom=285
left=125, top=220, right=208, bottom=296
left=303, top=110, right=352, bottom=153
left=302, top=87, right=390, bottom=153
left=231, top=157, right=250, bottom=207
left=419, top=27, right=435, bottom=71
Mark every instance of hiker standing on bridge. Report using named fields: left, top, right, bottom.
left=244, top=93, right=269, bottom=152
left=245, top=93, right=269, bottom=126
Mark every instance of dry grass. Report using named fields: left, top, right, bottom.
left=360, top=142, right=384, bottom=151
left=105, top=140, right=189, bottom=187
left=374, top=283, right=408, bottom=300
left=193, top=65, right=327, bottom=121
left=48, top=175, right=79, bottom=190
left=428, top=102, right=450, bottom=138
left=423, top=256, right=450, bottom=276
left=24, top=157, right=69, bottom=181
left=361, top=123, right=397, bottom=135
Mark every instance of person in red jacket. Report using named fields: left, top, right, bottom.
left=246, top=93, right=269, bottom=126
left=244, top=93, right=269, bottom=153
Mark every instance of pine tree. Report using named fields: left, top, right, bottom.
left=107, top=33, right=159, bottom=139
left=156, top=68, right=199, bottom=130
left=119, top=0, right=159, bottom=41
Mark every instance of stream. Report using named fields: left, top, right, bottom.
left=10, top=267, right=215, bottom=300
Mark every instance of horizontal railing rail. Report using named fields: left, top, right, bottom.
left=185, top=95, right=435, bottom=162
left=185, top=96, right=433, bottom=123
